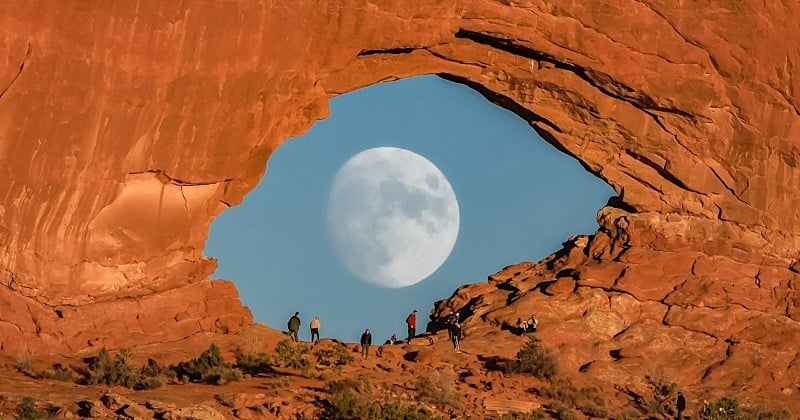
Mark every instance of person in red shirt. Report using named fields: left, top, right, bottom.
left=405, top=310, right=417, bottom=343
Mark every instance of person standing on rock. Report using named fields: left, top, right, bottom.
left=447, top=312, right=459, bottom=340
left=405, top=310, right=417, bottom=343
left=287, top=312, right=301, bottom=342
left=360, top=328, right=372, bottom=360
left=676, top=391, right=686, bottom=419
left=449, top=321, right=462, bottom=353
left=309, top=316, right=321, bottom=343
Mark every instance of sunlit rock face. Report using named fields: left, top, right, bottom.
left=0, top=0, right=798, bottom=376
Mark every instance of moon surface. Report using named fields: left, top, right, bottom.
left=327, top=147, right=460, bottom=288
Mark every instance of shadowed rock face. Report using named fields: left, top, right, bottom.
left=0, top=0, right=798, bottom=373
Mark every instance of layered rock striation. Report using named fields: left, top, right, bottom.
left=0, top=0, right=798, bottom=378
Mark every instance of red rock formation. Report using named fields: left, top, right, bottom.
left=431, top=227, right=800, bottom=404
left=0, top=2, right=799, bottom=404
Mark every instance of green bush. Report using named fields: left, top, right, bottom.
left=326, top=379, right=368, bottom=394
left=17, top=361, right=74, bottom=382
left=171, top=343, right=242, bottom=385
left=700, top=397, right=739, bottom=420
left=416, top=370, right=462, bottom=410
left=273, top=340, right=312, bottom=373
left=15, top=396, right=48, bottom=420
left=741, top=405, right=792, bottom=420
left=543, top=378, right=606, bottom=418
left=643, top=375, right=677, bottom=417
left=379, top=401, right=439, bottom=420
left=83, top=348, right=139, bottom=388
left=322, top=379, right=438, bottom=420
left=38, top=363, right=74, bottom=382
left=313, top=341, right=355, bottom=367
left=614, top=408, right=643, bottom=420
left=505, top=338, right=558, bottom=380
left=324, top=382, right=372, bottom=419
left=235, top=350, right=273, bottom=375
left=497, top=410, right=549, bottom=420
left=258, top=378, right=290, bottom=393
left=546, top=401, right=578, bottom=420
left=138, top=358, right=174, bottom=389
left=21, top=351, right=168, bottom=390
left=80, top=348, right=172, bottom=390
left=201, top=365, right=243, bottom=385
left=137, top=376, right=165, bottom=390
left=699, top=397, right=790, bottom=420
left=15, top=361, right=34, bottom=377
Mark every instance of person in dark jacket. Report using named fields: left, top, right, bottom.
left=449, top=322, right=462, bottom=353
left=446, top=312, right=460, bottom=339
left=676, top=391, right=686, bottom=419
left=360, top=329, right=372, bottom=360
left=287, top=312, right=301, bottom=342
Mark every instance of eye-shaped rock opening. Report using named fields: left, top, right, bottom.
left=1, top=7, right=798, bottom=409
left=205, top=75, right=615, bottom=343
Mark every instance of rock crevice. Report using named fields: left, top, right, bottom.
left=0, top=42, right=30, bottom=101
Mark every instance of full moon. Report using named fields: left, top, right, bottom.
left=327, top=147, right=460, bottom=288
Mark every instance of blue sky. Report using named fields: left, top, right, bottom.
left=205, top=75, right=614, bottom=343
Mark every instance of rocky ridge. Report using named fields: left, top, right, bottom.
left=432, top=206, right=800, bottom=408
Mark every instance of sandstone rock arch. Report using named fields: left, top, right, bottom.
left=1, top=1, right=798, bottom=358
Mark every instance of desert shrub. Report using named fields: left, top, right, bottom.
left=137, top=376, right=166, bottom=390
left=80, top=348, right=170, bottom=390
left=643, top=374, right=677, bottom=417
left=273, top=340, right=312, bottom=373
left=141, top=358, right=166, bottom=377
left=614, top=408, right=643, bottom=420
left=579, top=402, right=608, bottom=418
left=15, top=361, right=34, bottom=377
left=171, top=343, right=242, bottom=385
left=313, top=341, right=355, bottom=367
left=543, top=378, right=606, bottom=418
left=15, top=396, right=48, bottom=420
left=83, top=348, right=143, bottom=388
left=324, top=383, right=374, bottom=419
left=202, top=365, right=243, bottom=385
left=497, top=410, right=549, bottom=420
left=235, top=349, right=273, bottom=375
left=699, top=397, right=791, bottom=420
left=214, top=393, right=236, bottom=408
left=505, top=338, right=558, bottom=380
left=17, top=362, right=74, bottom=382
left=171, top=343, right=224, bottom=380
left=38, top=363, right=73, bottom=382
left=379, top=401, right=439, bottom=420
left=546, top=401, right=578, bottom=420
left=416, top=370, right=462, bottom=409
left=138, top=358, right=174, bottom=389
left=700, top=397, right=739, bottom=420
left=263, top=378, right=290, bottom=391
left=322, top=379, right=437, bottom=420
left=326, top=379, right=367, bottom=394
left=741, top=405, right=792, bottom=420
